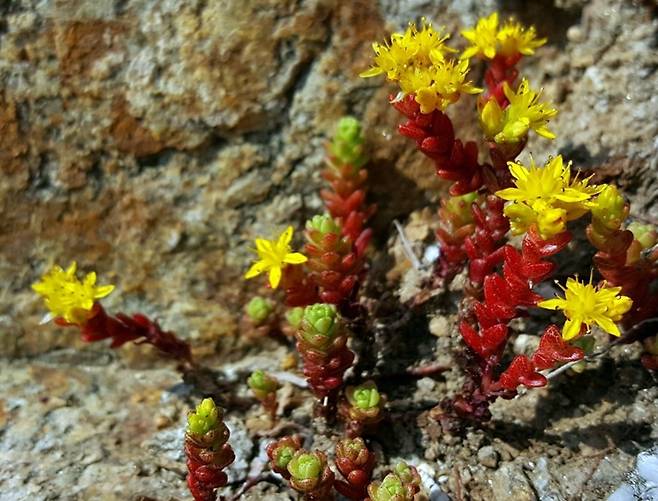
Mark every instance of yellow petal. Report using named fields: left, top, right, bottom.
left=495, top=187, right=524, bottom=201
left=537, top=298, right=567, bottom=311
left=562, top=318, right=582, bottom=340
left=245, top=261, right=268, bottom=279
left=83, top=272, right=97, bottom=287
left=66, top=262, right=77, bottom=276
left=534, top=125, right=556, bottom=139
left=277, top=226, right=294, bottom=248
left=594, top=315, right=621, bottom=336
left=359, top=67, right=383, bottom=78
left=93, top=284, right=115, bottom=299
left=255, top=238, right=272, bottom=254
left=268, top=266, right=282, bottom=289
left=283, top=252, right=307, bottom=264
left=507, top=161, right=528, bottom=182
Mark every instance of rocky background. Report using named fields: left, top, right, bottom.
left=1, top=0, right=657, bottom=499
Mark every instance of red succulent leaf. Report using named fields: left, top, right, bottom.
left=531, top=325, right=584, bottom=370
left=499, top=355, right=547, bottom=390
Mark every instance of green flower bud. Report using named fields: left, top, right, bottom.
left=245, top=296, right=273, bottom=325
left=330, top=116, right=366, bottom=168
left=445, top=192, right=477, bottom=219
left=247, top=370, right=279, bottom=393
left=394, top=462, right=417, bottom=486
left=274, top=445, right=296, bottom=470
left=306, top=214, right=342, bottom=236
left=628, top=221, right=657, bottom=250
left=351, top=382, right=380, bottom=410
left=591, top=185, right=626, bottom=230
left=285, top=307, right=304, bottom=329
left=187, top=398, right=219, bottom=436
left=288, top=452, right=322, bottom=480
left=303, top=304, right=338, bottom=338
left=377, top=474, right=405, bottom=499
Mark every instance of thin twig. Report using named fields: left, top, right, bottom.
left=394, top=220, right=423, bottom=271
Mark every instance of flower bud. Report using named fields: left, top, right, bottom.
left=306, top=214, right=342, bottom=237
left=187, top=398, right=219, bottom=436
left=330, top=116, right=366, bottom=168
left=590, top=185, right=627, bottom=231
left=247, top=370, right=279, bottom=394
left=302, top=303, right=338, bottom=339
left=285, top=307, right=304, bottom=329
left=245, top=296, right=273, bottom=325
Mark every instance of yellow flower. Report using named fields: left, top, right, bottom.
left=400, top=58, right=482, bottom=113
left=480, top=79, right=558, bottom=143
left=538, top=276, right=633, bottom=340
left=245, top=226, right=307, bottom=289
left=461, top=13, right=545, bottom=60
left=497, top=19, right=546, bottom=57
left=461, top=12, right=499, bottom=60
left=32, top=261, right=114, bottom=325
left=360, top=18, right=454, bottom=81
left=496, top=155, right=603, bottom=238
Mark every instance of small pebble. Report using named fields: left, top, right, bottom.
left=567, top=25, right=584, bottom=43
left=477, top=445, right=500, bottom=468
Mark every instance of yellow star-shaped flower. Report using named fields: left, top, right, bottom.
left=32, top=261, right=115, bottom=325
left=479, top=79, right=558, bottom=143
left=538, top=276, right=633, bottom=340
left=461, top=12, right=546, bottom=60
left=496, top=155, right=603, bottom=239
left=245, top=226, right=307, bottom=289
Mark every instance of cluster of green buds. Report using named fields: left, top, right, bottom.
left=266, top=435, right=303, bottom=479
left=328, top=116, right=367, bottom=171
left=366, top=462, right=421, bottom=501
left=184, top=398, right=235, bottom=501
left=339, top=380, right=385, bottom=437
left=242, top=296, right=277, bottom=338
left=296, top=303, right=355, bottom=399
left=287, top=450, right=335, bottom=500
left=247, top=370, right=279, bottom=419
left=587, top=185, right=628, bottom=248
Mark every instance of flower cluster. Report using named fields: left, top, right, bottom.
left=496, top=155, right=602, bottom=239
left=360, top=19, right=454, bottom=81
left=33, top=262, right=192, bottom=362
left=184, top=398, right=235, bottom=501
left=461, top=12, right=546, bottom=61
left=479, top=79, right=558, bottom=144
left=32, top=261, right=114, bottom=325
left=361, top=19, right=481, bottom=114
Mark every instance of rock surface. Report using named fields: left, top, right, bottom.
left=1, top=0, right=657, bottom=499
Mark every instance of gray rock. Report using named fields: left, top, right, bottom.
left=477, top=445, right=499, bottom=469
left=492, top=463, right=537, bottom=501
